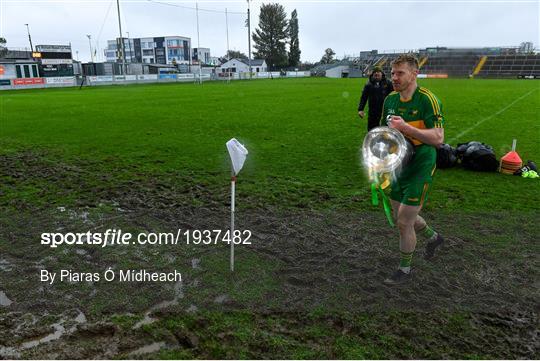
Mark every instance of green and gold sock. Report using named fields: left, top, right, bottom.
left=421, top=225, right=437, bottom=240
left=399, top=251, right=414, bottom=273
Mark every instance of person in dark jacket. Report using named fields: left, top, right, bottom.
left=358, top=66, right=394, bottom=131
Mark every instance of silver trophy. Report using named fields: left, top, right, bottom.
left=362, top=116, right=414, bottom=175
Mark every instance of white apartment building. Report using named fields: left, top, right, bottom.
left=192, top=47, right=211, bottom=65
left=104, top=36, right=192, bottom=65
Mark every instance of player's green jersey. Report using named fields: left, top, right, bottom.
left=381, top=86, right=445, bottom=205
left=381, top=86, right=444, bottom=145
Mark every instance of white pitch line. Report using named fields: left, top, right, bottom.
left=448, top=87, right=539, bottom=144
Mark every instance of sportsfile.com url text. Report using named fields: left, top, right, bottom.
left=40, top=229, right=252, bottom=248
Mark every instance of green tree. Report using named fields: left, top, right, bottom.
left=223, top=50, right=248, bottom=61
left=252, top=3, right=288, bottom=70
left=288, top=9, right=300, bottom=67
left=320, top=48, right=336, bottom=64
left=298, top=60, right=314, bottom=70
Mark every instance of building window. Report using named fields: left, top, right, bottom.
left=16, top=65, right=22, bottom=78
left=32, top=65, right=39, bottom=77
left=23, top=65, right=30, bottom=78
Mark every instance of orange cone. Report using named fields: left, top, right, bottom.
left=500, top=139, right=522, bottom=174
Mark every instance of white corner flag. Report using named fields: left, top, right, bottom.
left=226, top=138, right=248, bottom=272
left=226, top=138, right=248, bottom=175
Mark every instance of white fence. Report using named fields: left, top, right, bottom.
left=45, top=77, right=77, bottom=86
left=0, top=71, right=311, bottom=91
left=86, top=74, right=201, bottom=85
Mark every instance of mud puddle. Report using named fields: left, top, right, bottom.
left=0, top=291, right=12, bottom=307
left=133, top=279, right=184, bottom=329
left=128, top=342, right=166, bottom=357
left=0, top=310, right=87, bottom=359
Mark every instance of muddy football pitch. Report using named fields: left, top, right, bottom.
left=0, top=78, right=538, bottom=359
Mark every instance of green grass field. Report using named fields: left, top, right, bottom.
left=1, top=78, right=538, bottom=211
left=0, top=78, right=539, bottom=359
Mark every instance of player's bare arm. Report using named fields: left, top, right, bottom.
left=388, top=115, right=444, bottom=147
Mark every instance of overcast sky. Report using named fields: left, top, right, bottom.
left=1, top=0, right=538, bottom=62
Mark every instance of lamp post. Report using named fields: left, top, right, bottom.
left=225, top=7, right=231, bottom=83
left=247, top=0, right=252, bottom=79
left=116, top=0, right=127, bottom=74
left=86, top=35, right=94, bottom=63
left=196, top=2, right=202, bottom=84
left=24, top=24, right=34, bottom=52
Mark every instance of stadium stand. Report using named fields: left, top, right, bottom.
left=310, top=60, right=351, bottom=77
left=348, top=54, right=381, bottom=77
left=373, top=54, right=401, bottom=76
left=420, top=54, right=481, bottom=76
left=344, top=46, right=539, bottom=79
left=476, top=54, right=540, bottom=78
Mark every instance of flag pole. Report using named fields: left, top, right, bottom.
left=230, top=171, right=236, bottom=272
left=226, top=138, right=247, bottom=272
